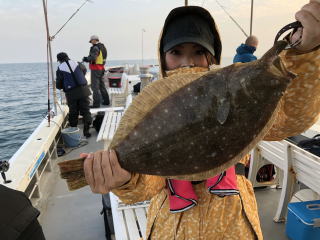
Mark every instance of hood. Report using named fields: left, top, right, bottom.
left=236, top=44, right=256, bottom=54
left=158, top=6, right=222, bottom=78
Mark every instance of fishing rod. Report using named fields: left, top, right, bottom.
left=41, top=0, right=91, bottom=126
left=42, top=0, right=56, bottom=126
left=215, top=0, right=248, bottom=38
left=51, top=0, right=92, bottom=40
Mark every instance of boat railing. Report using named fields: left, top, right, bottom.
left=5, top=105, right=68, bottom=206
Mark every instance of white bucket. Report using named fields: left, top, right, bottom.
left=61, top=127, right=81, bottom=147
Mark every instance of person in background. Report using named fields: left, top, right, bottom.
left=82, top=35, right=110, bottom=108
left=83, top=2, right=320, bottom=239
left=233, top=35, right=259, bottom=63
left=0, top=184, right=46, bottom=240
left=56, top=52, right=92, bottom=138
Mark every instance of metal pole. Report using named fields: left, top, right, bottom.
left=42, top=0, right=58, bottom=116
left=142, top=29, right=144, bottom=65
left=185, top=0, right=188, bottom=6
left=250, top=0, right=254, bottom=36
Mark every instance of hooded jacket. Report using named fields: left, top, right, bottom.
left=112, top=6, right=320, bottom=240
left=159, top=6, right=222, bottom=78
left=233, top=43, right=257, bottom=63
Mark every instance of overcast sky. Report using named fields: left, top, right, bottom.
left=0, top=0, right=306, bottom=64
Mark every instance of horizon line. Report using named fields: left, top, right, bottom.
left=0, top=56, right=240, bottom=65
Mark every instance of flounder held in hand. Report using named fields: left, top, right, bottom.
left=110, top=40, right=295, bottom=180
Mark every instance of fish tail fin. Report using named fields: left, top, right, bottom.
left=260, top=40, right=288, bottom=65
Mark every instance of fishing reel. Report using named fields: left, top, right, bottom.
left=0, top=160, right=12, bottom=184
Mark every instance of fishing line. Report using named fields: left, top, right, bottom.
left=51, top=0, right=92, bottom=40
left=215, top=0, right=248, bottom=37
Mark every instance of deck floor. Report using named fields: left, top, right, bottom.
left=39, top=126, right=107, bottom=240
left=39, top=124, right=289, bottom=240
left=256, top=187, right=289, bottom=240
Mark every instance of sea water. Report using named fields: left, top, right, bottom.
left=0, top=58, right=232, bottom=162
left=0, top=60, right=157, bottom=162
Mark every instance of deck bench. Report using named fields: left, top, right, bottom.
left=96, top=108, right=124, bottom=143
left=249, top=134, right=320, bottom=222
left=110, top=193, right=149, bottom=240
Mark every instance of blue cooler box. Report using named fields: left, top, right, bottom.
left=286, top=200, right=320, bottom=240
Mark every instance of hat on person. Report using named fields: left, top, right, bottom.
left=89, top=35, right=99, bottom=43
left=161, top=6, right=222, bottom=64
left=57, top=52, right=69, bottom=62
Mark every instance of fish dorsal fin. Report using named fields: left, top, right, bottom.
left=110, top=68, right=208, bottom=148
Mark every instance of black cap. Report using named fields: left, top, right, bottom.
left=161, top=6, right=222, bottom=64
left=57, top=52, right=69, bottom=62
left=163, top=14, right=215, bottom=56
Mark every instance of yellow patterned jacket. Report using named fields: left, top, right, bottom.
left=113, top=49, right=320, bottom=240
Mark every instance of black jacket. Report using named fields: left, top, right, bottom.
left=0, top=185, right=44, bottom=239
left=56, top=60, right=91, bottom=101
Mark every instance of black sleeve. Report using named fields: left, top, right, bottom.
left=78, top=62, right=87, bottom=75
left=56, top=69, right=63, bottom=90
left=86, top=46, right=100, bottom=62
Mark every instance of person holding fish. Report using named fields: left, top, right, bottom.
left=83, top=1, right=320, bottom=239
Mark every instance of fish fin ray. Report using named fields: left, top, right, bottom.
left=216, top=96, right=230, bottom=125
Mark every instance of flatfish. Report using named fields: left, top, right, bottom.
left=110, top=40, right=295, bottom=180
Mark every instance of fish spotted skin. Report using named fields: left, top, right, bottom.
left=112, top=41, right=295, bottom=178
